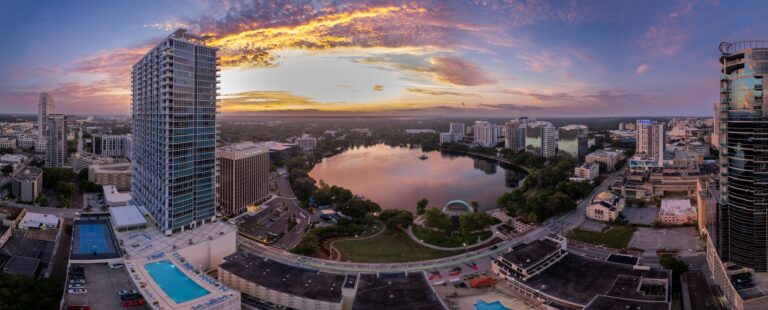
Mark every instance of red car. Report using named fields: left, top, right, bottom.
left=122, top=299, right=146, bottom=307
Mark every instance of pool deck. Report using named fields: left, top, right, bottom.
left=125, top=253, right=240, bottom=310
left=116, top=220, right=235, bottom=260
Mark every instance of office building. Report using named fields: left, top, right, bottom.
left=0, top=138, right=16, bottom=149
left=11, top=167, right=42, bottom=203
left=44, top=114, right=69, bottom=167
left=558, top=125, right=588, bottom=160
left=525, top=121, right=557, bottom=158
left=131, top=29, right=219, bottom=235
left=473, top=121, right=500, bottom=147
left=89, top=162, right=132, bottom=191
left=294, top=134, right=316, bottom=150
left=37, top=92, right=54, bottom=139
left=658, top=199, right=697, bottom=225
left=439, top=132, right=457, bottom=144
left=717, top=40, right=768, bottom=272
left=92, top=134, right=129, bottom=157
left=449, top=122, right=465, bottom=137
left=636, top=120, right=666, bottom=165
left=217, top=142, right=269, bottom=217
left=504, top=119, right=525, bottom=152
left=585, top=150, right=622, bottom=171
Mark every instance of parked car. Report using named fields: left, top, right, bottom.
left=118, top=289, right=138, bottom=296
left=120, top=293, right=142, bottom=301
left=110, top=263, right=124, bottom=269
left=67, top=288, right=87, bottom=294
left=69, top=279, right=86, bottom=284
left=121, top=299, right=146, bottom=307
left=68, top=284, right=85, bottom=289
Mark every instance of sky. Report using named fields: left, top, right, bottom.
left=0, top=0, right=765, bottom=117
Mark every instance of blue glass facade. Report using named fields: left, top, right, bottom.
left=132, top=30, right=219, bottom=234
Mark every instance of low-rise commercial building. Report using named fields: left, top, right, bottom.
left=659, top=199, right=697, bottom=225
left=103, top=185, right=131, bottom=207
left=88, top=162, right=131, bottom=191
left=585, top=149, right=623, bottom=171
left=18, top=212, right=59, bottom=229
left=575, top=163, right=600, bottom=181
left=109, top=205, right=148, bottom=232
left=585, top=191, right=624, bottom=222
left=0, top=137, right=17, bottom=149
left=11, top=167, right=42, bottom=203
left=294, top=134, right=317, bottom=150
left=0, top=204, right=26, bottom=228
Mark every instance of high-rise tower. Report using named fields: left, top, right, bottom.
left=131, top=29, right=219, bottom=235
left=717, top=40, right=768, bottom=271
left=38, top=92, right=54, bottom=139
left=44, top=114, right=69, bottom=167
left=636, top=120, right=666, bottom=165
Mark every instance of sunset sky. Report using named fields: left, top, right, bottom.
left=0, top=0, right=765, bottom=117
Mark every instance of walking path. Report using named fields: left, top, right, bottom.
left=404, top=225, right=499, bottom=251
left=328, top=225, right=386, bottom=261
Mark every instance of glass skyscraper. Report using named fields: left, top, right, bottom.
left=557, top=124, right=588, bottom=161
left=717, top=40, right=768, bottom=271
left=131, top=29, right=219, bottom=235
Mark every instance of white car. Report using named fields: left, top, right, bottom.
left=68, top=284, right=85, bottom=289
left=110, top=263, right=124, bottom=269
left=118, top=289, right=138, bottom=296
left=69, top=279, right=86, bottom=284
left=67, top=288, right=87, bottom=294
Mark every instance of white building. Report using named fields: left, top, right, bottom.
left=636, top=120, right=666, bottom=166
left=38, top=92, right=54, bottom=140
left=45, top=114, right=69, bottom=167
left=504, top=119, right=525, bottom=152
left=131, top=29, right=218, bottom=235
left=294, top=134, right=316, bottom=150
left=92, top=134, right=130, bottom=157
left=439, top=132, right=457, bottom=144
left=449, top=122, right=465, bottom=138
left=19, top=212, right=59, bottom=229
left=574, top=163, right=600, bottom=181
left=473, top=121, right=501, bottom=148
left=585, top=149, right=623, bottom=171
left=0, top=138, right=17, bottom=149
left=585, top=191, right=624, bottom=222
left=103, top=184, right=131, bottom=207
left=109, top=205, right=148, bottom=232
left=659, top=199, right=697, bottom=225
left=524, top=121, right=557, bottom=158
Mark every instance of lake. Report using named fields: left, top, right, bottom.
left=308, top=144, right=526, bottom=212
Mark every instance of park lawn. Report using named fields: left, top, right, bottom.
left=334, top=229, right=460, bottom=263
left=568, top=225, right=637, bottom=249
left=411, top=225, right=492, bottom=248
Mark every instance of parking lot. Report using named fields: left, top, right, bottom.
left=622, top=206, right=659, bottom=225
left=629, top=227, right=703, bottom=255
left=64, top=263, right=138, bottom=310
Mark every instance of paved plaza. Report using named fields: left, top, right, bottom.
left=629, top=227, right=703, bottom=256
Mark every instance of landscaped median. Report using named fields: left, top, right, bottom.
left=567, top=224, right=638, bottom=249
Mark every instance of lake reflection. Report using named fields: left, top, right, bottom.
left=308, top=144, right=525, bottom=212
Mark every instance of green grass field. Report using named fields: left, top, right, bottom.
left=568, top=225, right=637, bottom=249
left=334, top=229, right=460, bottom=263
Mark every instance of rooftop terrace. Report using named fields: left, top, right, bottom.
left=352, top=273, right=446, bottom=310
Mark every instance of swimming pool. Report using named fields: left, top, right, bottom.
left=76, top=223, right=109, bottom=254
left=474, top=300, right=511, bottom=310
left=145, top=260, right=210, bottom=304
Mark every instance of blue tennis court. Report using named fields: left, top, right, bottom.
left=76, top=223, right=110, bottom=254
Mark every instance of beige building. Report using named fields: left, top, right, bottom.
left=585, top=191, right=624, bottom=222
left=11, top=167, right=42, bottom=203
left=88, top=162, right=131, bottom=191
left=659, top=199, right=697, bottom=225
left=217, top=142, right=270, bottom=217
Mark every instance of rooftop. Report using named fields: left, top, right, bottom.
left=102, top=185, right=131, bottom=205
left=116, top=218, right=236, bottom=259
left=659, top=199, right=696, bottom=216
left=220, top=251, right=345, bottom=303
left=584, top=295, right=670, bottom=310
left=2, top=256, right=40, bottom=277
left=352, top=273, right=446, bottom=310
left=13, top=167, right=42, bottom=182
left=90, top=162, right=131, bottom=173
left=522, top=254, right=669, bottom=305
left=500, top=239, right=561, bottom=269
left=109, top=205, right=147, bottom=228
left=0, top=204, right=24, bottom=221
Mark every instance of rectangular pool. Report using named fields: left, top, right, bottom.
left=144, top=260, right=210, bottom=304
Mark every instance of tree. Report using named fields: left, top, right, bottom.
left=292, top=177, right=316, bottom=201
left=55, top=181, right=75, bottom=208
left=459, top=212, right=495, bottom=234
left=424, top=208, right=452, bottom=231
left=42, top=167, right=75, bottom=188
left=1, top=165, right=12, bottom=176
left=0, top=273, right=63, bottom=310
left=379, top=209, right=414, bottom=229
left=78, top=168, right=89, bottom=181
left=416, top=198, right=429, bottom=215
left=659, top=254, right=688, bottom=275
left=80, top=180, right=102, bottom=193
left=336, top=198, right=381, bottom=219
left=470, top=200, right=480, bottom=211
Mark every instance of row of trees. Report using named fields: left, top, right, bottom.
left=42, top=167, right=76, bottom=208
left=422, top=208, right=494, bottom=234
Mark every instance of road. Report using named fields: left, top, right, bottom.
left=269, top=171, right=311, bottom=250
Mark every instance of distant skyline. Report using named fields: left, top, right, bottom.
left=1, top=0, right=766, bottom=117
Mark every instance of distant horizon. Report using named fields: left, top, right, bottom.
left=2, top=1, right=765, bottom=116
